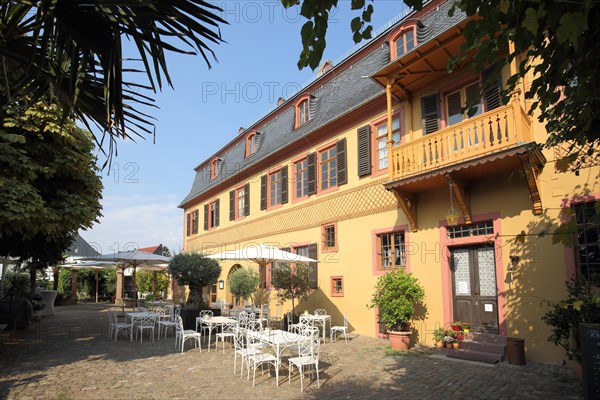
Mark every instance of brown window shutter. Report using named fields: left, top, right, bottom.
left=244, top=183, right=250, bottom=216
left=203, top=204, right=209, bottom=231
left=421, top=94, right=440, bottom=134
left=307, top=152, right=316, bottom=195
left=308, top=243, right=318, bottom=289
left=260, top=175, right=267, bottom=210
left=193, top=210, right=199, bottom=234
left=229, top=190, right=235, bottom=221
left=483, top=66, right=502, bottom=111
left=357, top=125, right=372, bottom=177
left=186, top=213, right=191, bottom=237
left=281, top=166, right=289, bottom=204
left=215, top=199, right=220, bottom=227
left=336, top=138, right=347, bottom=186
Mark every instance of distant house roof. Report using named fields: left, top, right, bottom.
left=139, top=245, right=164, bottom=255
left=67, top=234, right=101, bottom=258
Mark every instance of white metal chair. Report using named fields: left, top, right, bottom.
left=108, top=310, right=131, bottom=342
left=196, top=309, right=214, bottom=337
left=238, top=311, right=250, bottom=329
left=214, top=322, right=236, bottom=353
left=233, top=327, right=261, bottom=378
left=175, top=315, right=202, bottom=353
left=288, top=336, right=320, bottom=391
left=314, top=309, right=327, bottom=316
left=158, top=307, right=180, bottom=339
left=287, top=312, right=302, bottom=333
left=135, top=314, right=157, bottom=343
left=246, top=331, right=279, bottom=387
left=330, top=313, right=349, bottom=343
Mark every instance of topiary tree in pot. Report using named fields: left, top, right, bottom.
left=228, top=266, right=259, bottom=306
left=168, top=252, right=221, bottom=329
left=368, top=269, right=426, bottom=351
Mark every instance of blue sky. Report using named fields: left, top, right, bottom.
left=83, top=1, right=409, bottom=255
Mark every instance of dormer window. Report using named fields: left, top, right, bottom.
left=210, top=157, right=222, bottom=180
left=294, top=95, right=311, bottom=128
left=390, top=26, right=417, bottom=60
left=245, top=131, right=261, bottom=157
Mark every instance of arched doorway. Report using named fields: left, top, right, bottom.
left=226, top=264, right=242, bottom=306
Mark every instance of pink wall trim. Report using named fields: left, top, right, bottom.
left=439, top=211, right=507, bottom=336
left=370, top=225, right=410, bottom=276
left=560, top=192, right=600, bottom=281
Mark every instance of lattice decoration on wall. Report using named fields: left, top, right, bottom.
left=190, top=178, right=397, bottom=247
left=553, top=142, right=600, bottom=172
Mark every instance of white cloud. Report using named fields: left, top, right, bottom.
left=82, top=194, right=183, bottom=255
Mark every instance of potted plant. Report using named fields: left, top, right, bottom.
left=433, top=327, right=446, bottom=348
left=443, top=335, right=455, bottom=349
left=168, top=252, right=221, bottom=329
left=452, top=334, right=461, bottom=349
left=367, top=269, right=426, bottom=351
left=450, top=321, right=462, bottom=332
left=461, top=322, right=471, bottom=333
left=31, top=296, right=46, bottom=321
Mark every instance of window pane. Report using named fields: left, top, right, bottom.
left=405, top=30, right=415, bottom=51
left=446, top=91, right=462, bottom=126
left=465, top=83, right=482, bottom=117
left=392, top=117, right=400, bottom=131
left=378, top=137, right=388, bottom=169
left=396, top=36, right=405, bottom=57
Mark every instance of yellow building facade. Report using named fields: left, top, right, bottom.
left=179, top=0, right=599, bottom=362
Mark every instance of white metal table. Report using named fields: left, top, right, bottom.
left=126, top=311, right=160, bottom=341
left=248, top=329, right=304, bottom=368
left=195, top=316, right=237, bottom=351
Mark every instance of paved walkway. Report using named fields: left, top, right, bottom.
left=0, top=303, right=583, bottom=399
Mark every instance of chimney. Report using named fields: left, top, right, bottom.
left=277, top=97, right=285, bottom=106
left=238, top=127, right=245, bottom=135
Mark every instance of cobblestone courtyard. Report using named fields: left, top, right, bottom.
left=0, top=304, right=583, bottom=399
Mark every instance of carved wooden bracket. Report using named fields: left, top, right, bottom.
left=391, top=190, right=418, bottom=232
left=519, top=153, right=543, bottom=215
left=445, top=173, right=472, bottom=225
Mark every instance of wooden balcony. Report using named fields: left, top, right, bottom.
left=390, top=99, right=533, bottom=182
left=385, top=98, right=545, bottom=232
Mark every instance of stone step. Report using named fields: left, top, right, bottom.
left=464, top=331, right=507, bottom=345
left=445, top=348, right=502, bottom=364
left=460, top=340, right=506, bottom=356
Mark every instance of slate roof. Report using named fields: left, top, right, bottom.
left=179, top=1, right=466, bottom=208
left=67, top=233, right=101, bottom=258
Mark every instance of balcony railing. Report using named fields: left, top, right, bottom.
left=390, top=99, right=533, bottom=181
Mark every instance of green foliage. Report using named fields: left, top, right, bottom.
left=2, top=271, right=31, bottom=298
left=281, top=0, right=375, bottom=69
left=168, top=252, right=221, bottom=306
left=0, top=100, right=103, bottom=282
left=368, top=269, right=425, bottom=331
left=103, top=269, right=117, bottom=297
left=58, top=269, right=73, bottom=298
left=228, top=267, right=259, bottom=302
left=0, top=1, right=227, bottom=153
left=432, top=327, right=446, bottom=342
left=272, top=263, right=313, bottom=312
left=136, top=270, right=169, bottom=296
left=542, top=280, right=600, bottom=361
left=31, top=294, right=45, bottom=311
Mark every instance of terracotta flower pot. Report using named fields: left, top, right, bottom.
left=388, top=330, right=411, bottom=351
left=452, top=342, right=460, bottom=349
left=436, top=340, right=444, bottom=348
left=445, top=342, right=453, bottom=349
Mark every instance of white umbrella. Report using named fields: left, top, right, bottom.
left=207, top=244, right=318, bottom=319
left=85, top=250, right=171, bottom=309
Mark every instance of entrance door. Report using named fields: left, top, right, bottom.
left=451, top=246, right=499, bottom=333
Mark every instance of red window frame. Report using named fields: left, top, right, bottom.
left=294, top=95, right=311, bottom=128
left=318, top=143, right=337, bottom=193
left=235, top=185, right=246, bottom=220
left=331, top=276, right=343, bottom=297
left=321, top=222, right=338, bottom=253
left=267, top=168, right=283, bottom=209
left=292, top=156, right=309, bottom=201
left=210, top=158, right=219, bottom=180
left=390, top=26, right=416, bottom=59
left=208, top=200, right=218, bottom=230
left=245, top=132, right=257, bottom=157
